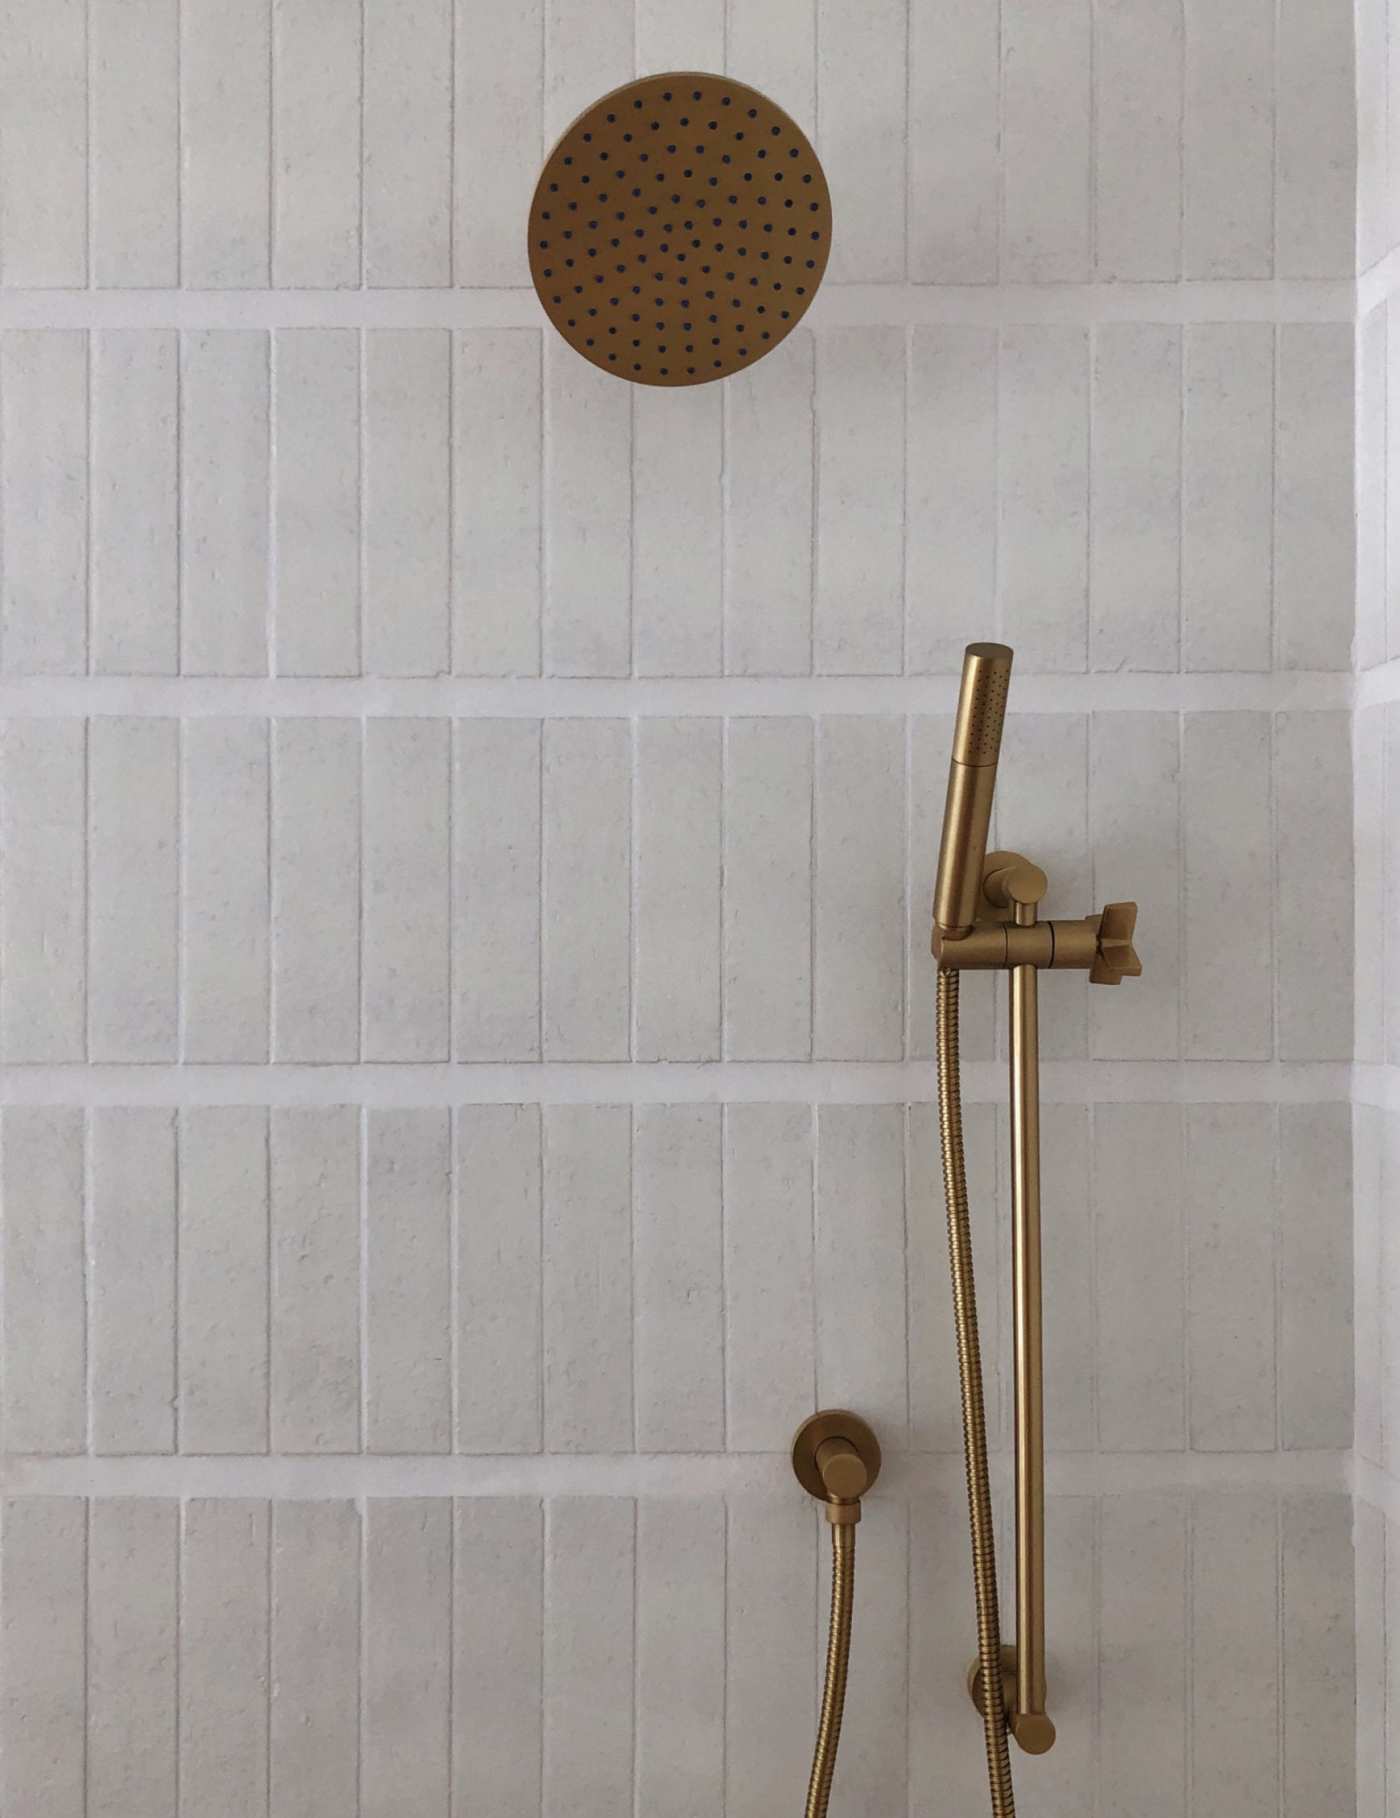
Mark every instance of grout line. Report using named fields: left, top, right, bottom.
left=0, top=1057, right=1358, bottom=1107
left=2, top=1444, right=1356, bottom=1500
left=0, top=276, right=1380, bottom=329
left=0, top=670, right=1357, bottom=717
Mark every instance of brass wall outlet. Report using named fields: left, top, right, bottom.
left=791, top=1410, right=882, bottom=1522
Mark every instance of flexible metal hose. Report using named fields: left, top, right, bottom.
left=937, top=966, right=1016, bottom=1817
left=804, top=1517, right=855, bottom=1818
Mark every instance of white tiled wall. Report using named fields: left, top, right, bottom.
left=0, top=2, right=1377, bottom=1814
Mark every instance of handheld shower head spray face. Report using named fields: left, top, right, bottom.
left=528, top=72, right=832, bottom=386
left=933, top=643, right=1013, bottom=942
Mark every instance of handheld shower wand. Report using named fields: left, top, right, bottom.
left=932, top=642, right=1142, bottom=1814
left=933, top=642, right=1013, bottom=941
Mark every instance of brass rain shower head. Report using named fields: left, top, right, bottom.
left=528, top=72, right=832, bottom=386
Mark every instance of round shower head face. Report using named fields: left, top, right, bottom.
left=528, top=72, right=832, bottom=386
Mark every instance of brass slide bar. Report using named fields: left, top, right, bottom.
left=933, top=643, right=1140, bottom=1764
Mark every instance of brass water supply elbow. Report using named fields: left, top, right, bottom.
left=792, top=1411, right=882, bottom=1522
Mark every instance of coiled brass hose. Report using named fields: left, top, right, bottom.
left=937, top=966, right=1016, bottom=1817
left=804, top=1517, right=856, bottom=1818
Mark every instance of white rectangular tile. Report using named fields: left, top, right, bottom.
left=0, top=0, right=86, bottom=285
left=271, top=718, right=361, bottom=1062
left=1186, top=1104, right=1276, bottom=1450
left=1090, top=324, right=1181, bottom=671
left=1353, top=1105, right=1382, bottom=1467
left=0, top=1108, right=85, bottom=1454
left=272, top=0, right=362, bottom=287
left=1389, top=707, right=1400, bottom=1064
left=1274, top=712, right=1352, bottom=1059
left=0, top=1499, right=85, bottom=1817
left=541, top=0, right=629, bottom=140
left=636, top=1498, right=725, bottom=1818
left=1182, top=713, right=1272, bottom=1058
left=1190, top=1491, right=1279, bottom=1817
left=456, top=1105, right=542, bottom=1452
left=1, top=330, right=87, bottom=674
left=633, top=386, right=723, bottom=675
left=1386, top=1110, right=1400, bottom=1479
left=726, top=0, right=814, bottom=133
left=453, top=718, right=541, bottom=1059
left=1182, top=324, right=1274, bottom=670
left=1275, top=0, right=1356, bottom=277
left=635, top=718, right=721, bottom=1060
left=543, top=1105, right=632, bottom=1451
left=0, top=719, right=86, bottom=1061
left=453, top=1499, right=543, bottom=1815
left=181, top=0, right=271, bottom=286
left=997, top=712, right=1090, bottom=1060
left=1355, top=708, right=1385, bottom=1066
left=1274, top=324, right=1354, bottom=670
left=90, top=1107, right=177, bottom=1454
left=1002, top=0, right=1092, bottom=281
left=817, top=0, right=905, bottom=281
left=1277, top=1103, right=1351, bottom=1449
left=908, top=0, right=998, bottom=281
left=178, top=1107, right=270, bottom=1453
left=1280, top=1494, right=1356, bottom=1817
left=453, top=329, right=543, bottom=675
left=362, top=718, right=451, bottom=1060
left=89, top=717, right=179, bottom=1061
left=1182, top=0, right=1273, bottom=277
left=365, top=1108, right=452, bottom=1452
left=1390, top=1512, right=1400, bottom=1809
left=999, top=326, right=1090, bottom=670
left=543, top=1498, right=634, bottom=1818
left=634, top=0, right=723, bottom=68
left=1357, top=304, right=1387, bottom=671
left=180, top=331, right=270, bottom=675
left=723, top=717, right=812, bottom=1060
left=907, top=326, right=997, bottom=673
left=453, top=0, right=542, bottom=285
left=816, top=1104, right=907, bottom=1442
left=1093, top=0, right=1182, bottom=278
left=272, top=329, right=361, bottom=676
left=723, top=330, right=814, bottom=676
left=270, top=1502, right=359, bottom=1818
left=364, top=330, right=451, bottom=675
left=180, top=1500, right=270, bottom=1817
left=92, top=329, right=179, bottom=674
left=725, top=1495, right=814, bottom=1817
left=543, top=343, right=632, bottom=676
left=89, top=1499, right=178, bottom=1818
left=270, top=1107, right=362, bottom=1453
left=1354, top=1499, right=1385, bottom=1818
left=362, top=1501, right=453, bottom=1818
left=1093, top=1105, right=1184, bottom=1450
left=723, top=1104, right=815, bottom=1451
left=1391, top=301, right=1400, bottom=663
left=813, top=716, right=905, bottom=1058
left=1089, top=711, right=1180, bottom=1060
left=541, top=719, right=630, bottom=1059
left=1038, top=1105, right=1095, bottom=1451
left=634, top=1105, right=724, bottom=1451
left=363, top=0, right=452, bottom=285
left=92, top=0, right=179, bottom=285
left=181, top=717, right=270, bottom=1061
left=1098, top=1495, right=1187, bottom=1818
left=814, top=328, right=905, bottom=675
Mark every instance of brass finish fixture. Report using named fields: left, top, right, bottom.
left=792, top=1409, right=881, bottom=1818
left=931, top=642, right=1142, bottom=1801
left=528, top=72, right=832, bottom=387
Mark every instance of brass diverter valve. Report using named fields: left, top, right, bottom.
left=931, top=849, right=1141, bottom=984
left=792, top=1410, right=882, bottom=1524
